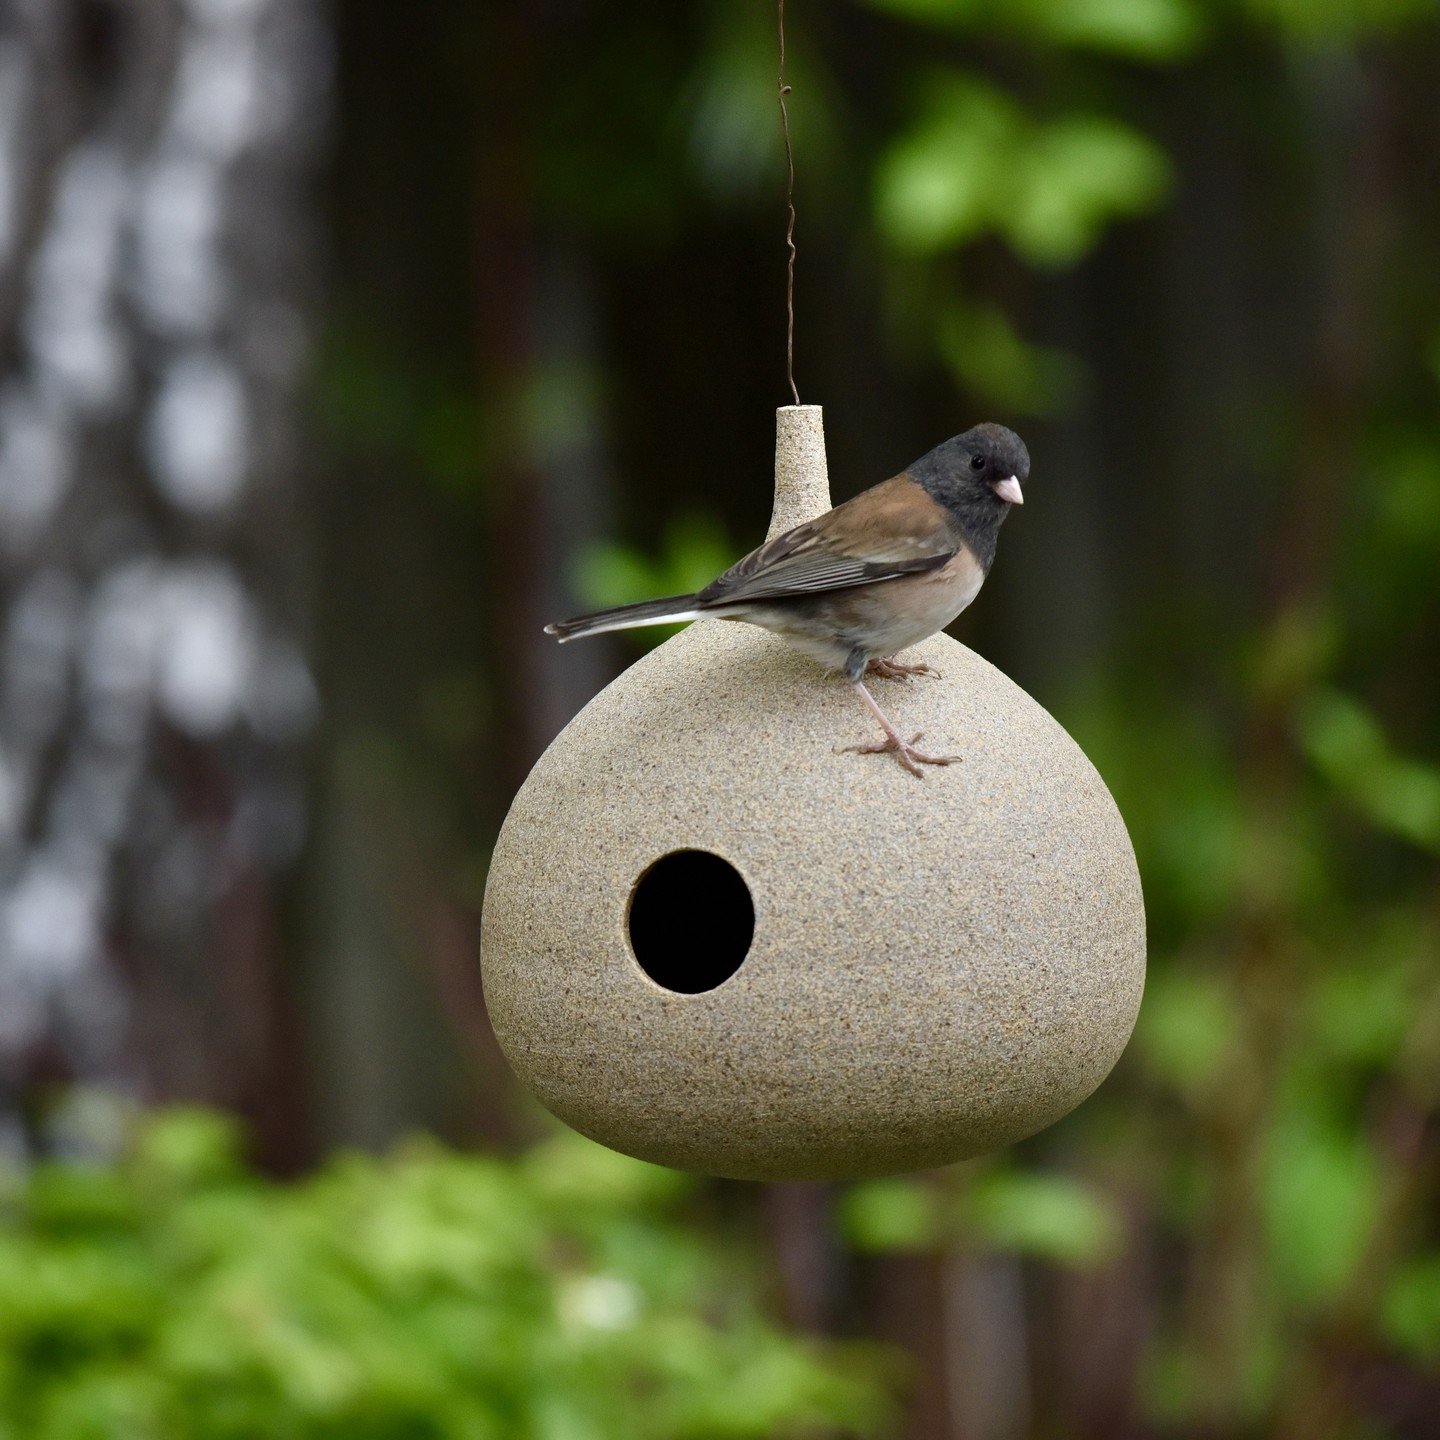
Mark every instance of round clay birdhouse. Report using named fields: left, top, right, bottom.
left=481, top=406, right=1145, bottom=1182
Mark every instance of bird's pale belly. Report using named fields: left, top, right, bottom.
left=733, top=549, right=986, bottom=672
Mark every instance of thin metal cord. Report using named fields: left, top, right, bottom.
left=777, top=0, right=799, bottom=405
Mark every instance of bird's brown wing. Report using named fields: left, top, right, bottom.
left=699, top=473, right=959, bottom=607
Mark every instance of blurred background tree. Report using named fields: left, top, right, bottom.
left=0, top=0, right=324, bottom=1161
left=2, top=0, right=1440, bottom=1436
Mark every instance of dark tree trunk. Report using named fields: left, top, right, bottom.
left=0, top=0, right=326, bottom=1165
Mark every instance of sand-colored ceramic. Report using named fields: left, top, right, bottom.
left=481, top=406, right=1145, bottom=1181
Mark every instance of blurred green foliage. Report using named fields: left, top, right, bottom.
left=1300, top=690, right=1440, bottom=854
left=875, top=76, right=1170, bottom=265
left=841, top=1164, right=1121, bottom=1268
left=548, top=1, right=1440, bottom=1433
left=0, top=1111, right=892, bottom=1439
left=866, top=0, right=1206, bottom=58
left=856, top=0, right=1185, bottom=408
left=576, top=516, right=737, bottom=646
left=308, top=0, right=1440, bottom=1432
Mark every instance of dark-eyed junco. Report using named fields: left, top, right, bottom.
left=546, top=423, right=1028, bottom=776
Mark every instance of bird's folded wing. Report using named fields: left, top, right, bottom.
left=699, top=476, right=957, bottom=606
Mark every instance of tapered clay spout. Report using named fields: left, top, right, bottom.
left=767, top=405, right=832, bottom=539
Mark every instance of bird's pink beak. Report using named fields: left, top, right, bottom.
left=994, top=475, right=1024, bottom=505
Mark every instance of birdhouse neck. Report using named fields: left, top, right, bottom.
left=767, top=405, right=832, bottom=539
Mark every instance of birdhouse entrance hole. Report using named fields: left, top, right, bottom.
left=626, top=850, right=754, bottom=994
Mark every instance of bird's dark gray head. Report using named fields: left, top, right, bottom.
left=925, top=423, right=1029, bottom=505
left=909, top=422, right=1030, bottom=570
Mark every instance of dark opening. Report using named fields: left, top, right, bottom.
left=626, top=849, right=754, bottom=994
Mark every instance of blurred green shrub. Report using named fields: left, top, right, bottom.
left=875, top=75, right=1170, bottom=266
left=1299, top=689, right=1440, bottom=854
left=573, top=514, right=738, bottom=649
left=864, top=0, right=1205, bottom=59
left=840, top=1162, right=1121, bottom=1268
left=0, top=1110, right=893, bottom=1440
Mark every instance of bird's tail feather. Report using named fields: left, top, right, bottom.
left=544, top=593, right=706, bottom=642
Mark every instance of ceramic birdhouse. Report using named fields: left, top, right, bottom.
left=480, top=406, right=1145, bottom=1182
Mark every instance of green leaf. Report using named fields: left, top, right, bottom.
left=1018, top=0, right=1204, bottom=57
left=131, top=1109, right=246, bottom=1191
left=1382, top=1254, right=1440, bottom=1359
left=874, top=80, right=1018, bottom=254
left=1240, top=0, right=1440, bottom=41
left=1309, top=939, right=1423, bottom=1067
left=572, top=513, right=735, bottom=650
left=1262, top=1101, right=1381, bottom=1309
left=861, top=0, right=989, bottom=27
left=937, top=302, right=1084, bottom=414
left=875, top=78, right=1170, bottom=265
left=961, top=1170, right=1121, bottom=1267
left=1134, top=968, right=1240, bottom=1100
left=862, top=0, right=1205, bottom=59
left=838, top=1178, right=943, bottom=1252
left=1005, top=115, right=1171, bottom=265
left=522, top=1130, right=692, bottom=1211
left=1299, top=690, right=1440, bottom=853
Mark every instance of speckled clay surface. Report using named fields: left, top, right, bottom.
left=480, top=407, right=1146, bottom=1181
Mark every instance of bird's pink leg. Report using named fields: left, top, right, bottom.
left=842, top=680, right=961, bottom=778
left=866, top=655, right=940, bottom=681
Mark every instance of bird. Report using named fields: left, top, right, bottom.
left=545, top=422, right=1028, bottom=777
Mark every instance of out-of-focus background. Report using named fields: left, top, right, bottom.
left=1, top=0, right=1439, bottom=1435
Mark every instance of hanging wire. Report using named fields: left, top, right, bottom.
left=777, top=0, right=800, bottom=405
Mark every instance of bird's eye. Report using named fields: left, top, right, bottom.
left=969, top=454, right=986, bottom=471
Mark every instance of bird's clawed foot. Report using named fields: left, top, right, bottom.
left=846, top=678, right=960, bottom=778
left=841, top=730, right=961, bottom=779
left=866, top=656, right=941, bottom=682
